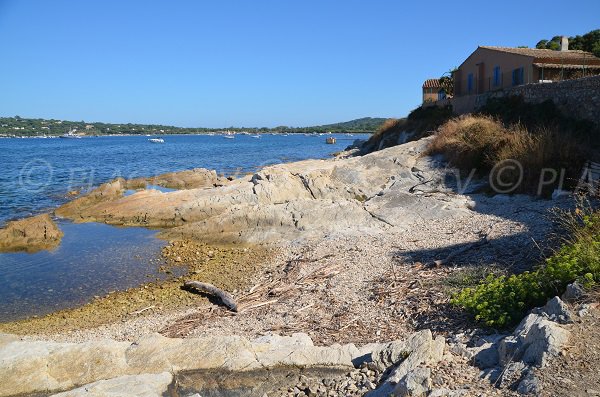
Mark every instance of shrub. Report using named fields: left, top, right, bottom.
left=451, top=208, right=600, bottom=327
left=426, top=115, right=587, bottom=195
left=362, top=105, right=453, bottom=153
left=479, top=96, right=600, bottom=148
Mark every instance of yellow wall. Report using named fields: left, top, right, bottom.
left=454, top=48, right=534, bottom=96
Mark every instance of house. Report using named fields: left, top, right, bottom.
left=422, top=79, right=446, bottom=103
left=454, top=37, right=600, bottom=97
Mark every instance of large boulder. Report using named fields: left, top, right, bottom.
left=367, top=330, right=445, bottom=397
left=0, top=213, right=63, bottom=253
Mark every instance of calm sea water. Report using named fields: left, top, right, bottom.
left=0, top=133, right=368, bottom=321
left=0, top=134, right=366, bottom=224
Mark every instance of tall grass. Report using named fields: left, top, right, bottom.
left=362, top=105, right=453, bottom=153
left=426, top=115, right=587, bottom=195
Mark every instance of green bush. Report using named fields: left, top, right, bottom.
left=451, top=210, right=600, bottom=327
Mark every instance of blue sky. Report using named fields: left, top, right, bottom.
left=0, top=0, right=598, bottom=128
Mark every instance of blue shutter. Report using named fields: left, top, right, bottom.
left=520, top=67, right=525, bottom=85
left=493, top=66, right=500, bottom=86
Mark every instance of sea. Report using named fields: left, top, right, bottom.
left=0, top=133, right=368, bottom=321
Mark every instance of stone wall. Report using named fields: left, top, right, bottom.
left=446, top=75, right=600, bottom=125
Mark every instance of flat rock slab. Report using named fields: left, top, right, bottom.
left=49, top=138, right=475, bottom=245
left=0, top=332, right=359, bottom=397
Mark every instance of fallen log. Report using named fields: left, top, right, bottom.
left=183, top=281, right=238, bottom=312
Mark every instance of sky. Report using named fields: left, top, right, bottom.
left=0, top=1, right=599, bottom=128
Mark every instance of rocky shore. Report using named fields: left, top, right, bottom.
left=0, top=136, right=593, bottom=396
left=2, top=294, right=595, bottom=396
left=0, top=213, right=63, bottom=253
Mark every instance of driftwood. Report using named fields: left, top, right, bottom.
left=184, top=281, right=238, bottom=312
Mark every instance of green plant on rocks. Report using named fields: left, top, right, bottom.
left=451, top=208, right=600, bottom=327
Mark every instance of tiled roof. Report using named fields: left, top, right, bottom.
left=533, top=62, right=600, bottom=70
left=422, top=79, right=441, bottom=88
left=479, top=46, right=600, bottom=63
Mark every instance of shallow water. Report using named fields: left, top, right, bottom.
left=0, top=220, right=169, bottom=322
left=0, top=133, right=367, bottom=321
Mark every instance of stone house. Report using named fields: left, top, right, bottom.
left=453, top=37, right=600, bottom=97
left=422, top=79, right=446, bottom=103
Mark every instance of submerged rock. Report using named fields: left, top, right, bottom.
left=0, top=213, right=63, bottom=253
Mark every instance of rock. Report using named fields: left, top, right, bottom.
left=0, top=332, right=363, bottom=397
left=516, top=370, right=541, bottom=395
left=393, top=367, right=431, bottom=397
left=561, top=282, right=585, bottom=302
left=253, top=332, right=314, bottom=347
left=49, top=372, right=173, bottom=397
left=370, top=330, right=434, bottom=373
left=367, top=330, right=442, bottom=397
left=427, top=336, right=446, bottom=365
left=519, top=318, right=570, bottom=367
left=0, top=213, right=63, bottom=253
left=448, top=342, right=473, bottom=359
left=534, top=296, right=573, bottom=324
left=577, top=303, right=595, bottom=317
left=496, top=361, right=527, bottom=388
left=497, top=336, right=520, bottom=366
left=472, top=342, right=499, bottom=369
left=49, top=138, right=478, bottom=245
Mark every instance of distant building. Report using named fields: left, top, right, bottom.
left=422, top=79, right=446, bottom=103
left=453, top=37, right=600, bottom=97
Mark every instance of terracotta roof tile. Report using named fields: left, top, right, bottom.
left=479, top=46, right=600, bottom=63
left=422, top=79, right=441, bottom=88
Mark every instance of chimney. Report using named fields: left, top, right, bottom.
left=560, top=36, right=569, bottom=51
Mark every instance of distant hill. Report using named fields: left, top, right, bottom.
left=312, top=117, right=388, bottom=132
left=0, top=116, right=387, bottom=137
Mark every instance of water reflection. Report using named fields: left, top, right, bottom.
left=0, top=220, right=166, bottom=322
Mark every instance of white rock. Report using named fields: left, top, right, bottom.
left=534, top=296, right=572, bottom=324
left=393, top=367, right=431, bottom=397
left=50, top=372, right=173, bottom=397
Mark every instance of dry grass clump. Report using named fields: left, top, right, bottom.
left=427, top=115, right=587, bottom=195
left=362, top=106, right=453, bottom=153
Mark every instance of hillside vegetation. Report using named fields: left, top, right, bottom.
left=0, top=116, right=386, bottom=137
left=536, top=28, right=600, bottom=57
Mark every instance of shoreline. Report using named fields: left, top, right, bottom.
left=0, top=138, right=566, bottom=344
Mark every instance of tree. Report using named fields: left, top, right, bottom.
left=439, top=68, right=457, bottom=97
left=536, top=29, right=600, bottom=55
left=536, top=40, right=548, bottom=49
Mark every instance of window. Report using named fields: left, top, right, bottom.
left=493, top=66, right=501, bottom=86
left=512, top=67, right=524, bottom=86
left=467, top=73, right=474, bottom=93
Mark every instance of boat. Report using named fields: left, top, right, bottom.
left=224, top=135, right=235, bottom=139
left=148, top=137, right=165, bottom=143
left=59, top=129, right=82, bottom=139
left=251, top=135, right=261, bottom=138
left=326, top=137, right=336, bottom=144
